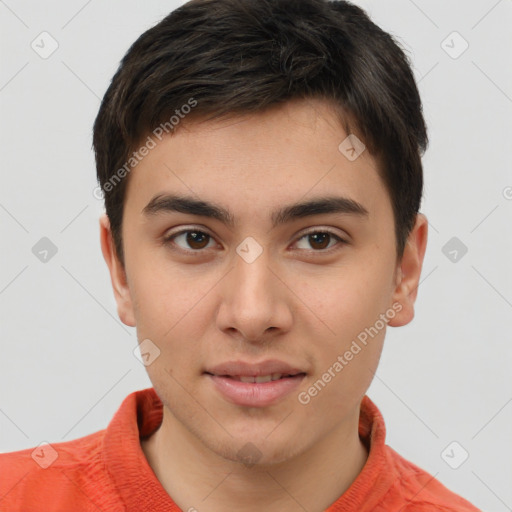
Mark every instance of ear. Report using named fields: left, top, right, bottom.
left=387, top=213, right=428, bottom=327
left=99, top=214, right=136, bottom=327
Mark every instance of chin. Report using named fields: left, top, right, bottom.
left=206, top=430, right=308, bottom=468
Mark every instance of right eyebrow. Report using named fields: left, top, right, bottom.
left=142, top=194, right=235, bottom=227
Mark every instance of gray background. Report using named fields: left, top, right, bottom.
left=1, top=0, right=511, bottom=510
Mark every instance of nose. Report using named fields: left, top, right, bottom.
left=215, top=247, right=293, bottom=344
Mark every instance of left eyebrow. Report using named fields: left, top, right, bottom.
left=271, top=196, right=369, bottom=226
left=142, top=193, right=369, bottom=228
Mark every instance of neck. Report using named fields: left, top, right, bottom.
left=141, top=405, right=368, bottom=512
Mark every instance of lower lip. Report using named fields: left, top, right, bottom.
left=206, top=374, right=306, bottom=407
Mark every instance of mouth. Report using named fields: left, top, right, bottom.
left=204, top=372, right=306, bottom=383
left=204, top=359, right=307, bottom=379
left=204, top=363, right=307, bottom=407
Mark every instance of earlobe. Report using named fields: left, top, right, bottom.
left=387, top=213, right=428, bottom=328
left=99, top=214, right=136, bottom=327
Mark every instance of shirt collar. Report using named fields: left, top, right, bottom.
left=103, top=387, right=394, bottom=512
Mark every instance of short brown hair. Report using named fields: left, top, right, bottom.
left=93, top=0, right=428, bottom=265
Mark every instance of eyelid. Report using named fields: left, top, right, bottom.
left=296, top=226, right=348, bottom=240
left=291, top=227, right=348, bottom=252
left=164, top=224, right=214, bottom=238
left=162, top=225, right=219, bottom=252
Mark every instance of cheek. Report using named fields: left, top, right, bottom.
left=126, top=242, right=202, bottom=332
left=128, top=260, right=217, bottom=369
left=294, top=254, right=393, bottom=387
left=295, top=256, right=394, bottom=337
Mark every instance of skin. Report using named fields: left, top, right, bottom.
left=100, top=97, right=428, bottom=512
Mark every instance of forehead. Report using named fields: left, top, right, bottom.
left=124, top=98, right=388, bottom=220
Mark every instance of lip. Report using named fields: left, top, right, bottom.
left=204, top=359, right=307, bottom=407
left=205, top=359, right=306, bottom=378
left=206, top=373, right=306, bottom=407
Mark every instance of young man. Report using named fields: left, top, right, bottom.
left=0, top=0, right=480, bottom=510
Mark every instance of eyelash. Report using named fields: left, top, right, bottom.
left=162, top=226, right=348, bottom=255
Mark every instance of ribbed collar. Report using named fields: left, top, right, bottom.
left=103, top=387, right=179, bottom=511
left=103, top=387, right=393, bottom=511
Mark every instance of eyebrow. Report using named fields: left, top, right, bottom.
left=142, top=193, right=369, bottom=228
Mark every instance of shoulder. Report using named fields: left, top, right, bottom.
left=379, top=446, right=482, bottom=512
left=0, top=429, right=122, bottom=511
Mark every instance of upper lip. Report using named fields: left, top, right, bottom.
left=205, top=359, right=307, bottom=377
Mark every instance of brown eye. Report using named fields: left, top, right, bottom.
left=166, top=230, right=215, bottom=251
left=308, top=232, right=330, bottom=250
left=294, top=231, right=345, bottom=251
left=185, top=231, right=210, bottom=249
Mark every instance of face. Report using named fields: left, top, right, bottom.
left=101, top=97, right=427, bottom=465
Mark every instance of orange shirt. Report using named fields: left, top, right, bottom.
left=0, top=387, right=480, bottom=511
